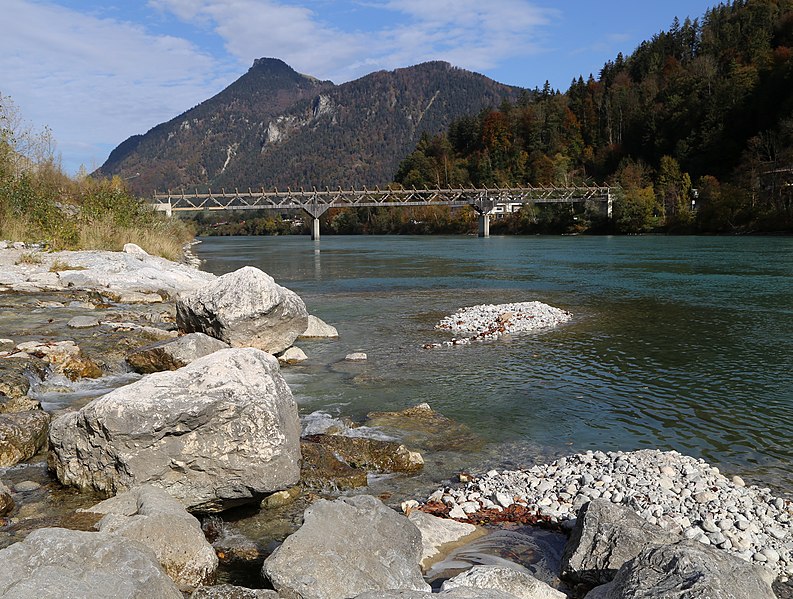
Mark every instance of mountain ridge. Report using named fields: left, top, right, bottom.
left=96, top=59, right=524, bottom=193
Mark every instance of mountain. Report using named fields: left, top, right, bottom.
left=96, top=59, right=524, bottom=193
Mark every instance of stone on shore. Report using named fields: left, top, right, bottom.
left=299, top=315, right=339, bottom=339
left=86, top=485, right=218, bottom=592
left=0, top=480, right=14, bottom=516
left=177, top=266, right=308, bottom=355
left=0, top=410, right=50, bottom=466
left=262, top=495, right=430, bottom=599
left=407, top=510, right=481, bottom=569
left=442, top=565, right=566, bottom=599
left=302, top=434, right=424, bottom=474
left=191, top=585, right=280, bottom=599
left=561, top=499, right=680, bottom=586
left=584, top=539, right=777, bottom=599
left=125, top=332, right=229, bottom=374
left=49, top=348, right=301, bottom=512
left=0, top=527, right=183, bottom=598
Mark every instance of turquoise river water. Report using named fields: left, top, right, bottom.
left=197, top=234, right=793, bottom=495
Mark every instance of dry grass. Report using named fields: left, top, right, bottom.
left=15, top=251, right=42, bottom=265
left=74, top=216, right=194, bottom=262
left=49, top=258, right=86, bottom=272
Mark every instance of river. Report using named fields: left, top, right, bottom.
left=197, top=234, right=793, bottom=495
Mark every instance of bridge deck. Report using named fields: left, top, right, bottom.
left=152, top=185, right=612, bottom=214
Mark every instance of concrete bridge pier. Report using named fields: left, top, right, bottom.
left=478, top=213, right=491, bottom=237
left=473, top=197, right=497, bottom=238
left=303, top=204, right=329, bottom=241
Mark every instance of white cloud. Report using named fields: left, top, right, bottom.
left=1, top=0, right=236, bottom=172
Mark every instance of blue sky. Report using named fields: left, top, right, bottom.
left=2, top=0, right=718, bottom=175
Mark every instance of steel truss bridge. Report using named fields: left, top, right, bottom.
left=152, top=185, right=613, bottom=239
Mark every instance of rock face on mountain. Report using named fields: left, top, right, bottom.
left=97, top=58, right=523, bottom=191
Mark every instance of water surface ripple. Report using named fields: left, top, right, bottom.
left=198, top=235, right=793, bottom=493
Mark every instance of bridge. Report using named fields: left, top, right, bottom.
left=152, top=185, right=613, bottom=240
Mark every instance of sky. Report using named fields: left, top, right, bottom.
left=2, top=0, right=719, bottom=175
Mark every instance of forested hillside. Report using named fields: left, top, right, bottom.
left=395, top=0, right=793, bottom=233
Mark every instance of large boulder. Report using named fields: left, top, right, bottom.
left=561, top=499, right=679, bottom=586
left=125, top=332, right=229, bottom=374
left=0, top=410, right=50, bottom=466
left=584, top=539, right=776, bottom=599
left=49, top=348, right=301, bottom=512
left=0, top=527, right=182, bottom=598
left=86, top=485, right=218, bottom=592
left=176, top=266, right=308, bottom=355
left=442, top=565, right=566, bottom=599
left=262, top=495, right=431, bottom=599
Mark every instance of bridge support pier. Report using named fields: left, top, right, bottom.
left=303, top=205, right=329, bottom=241
left=478, top=213, right=490, bottom=238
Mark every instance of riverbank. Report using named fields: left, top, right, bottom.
left=0, top=240, right=789, bottom=599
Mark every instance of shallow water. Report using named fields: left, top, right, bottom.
left=197, top=234, right=793, bottom=495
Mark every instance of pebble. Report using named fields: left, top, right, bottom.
left=417, top=449, right=792, bottom=578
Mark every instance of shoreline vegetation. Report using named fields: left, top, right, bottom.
left=0, top=94, right=194, bottom=261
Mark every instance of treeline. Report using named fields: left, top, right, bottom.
left=395, top=0, right=793, bottom=234
left=0, top=94, right=194, bottom=259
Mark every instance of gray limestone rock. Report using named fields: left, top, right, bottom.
left=0, top=410, right=50, bottom=466
left=49, top=348, right=301, bottom=512
left=177, top=266, right=308, bottom=355
left=262, top=495, right=431, bottom=599
left=87, top=485, right=218, bottom=592
left=442, top=565, right=566, bottom=599
left=584, top=539, right=776, bottom=599
left=407, top=509, right=480, bottom=569
left=67, top=315, right=101, bottom=329
left=125, top=332, right=229, bottom=373
left=191, top=586, right=280, bottom=599
left=0, top=527, right=182, bottom=598
left=299, top=315, right=339, bottom=339
left=355, top=590, right=518, bottom=598
left=561, top=499, right=679, bottom=586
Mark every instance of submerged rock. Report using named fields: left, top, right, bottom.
left=125, top=332, right=229, bottom=374
left=176, top=266, right=308, bottom=355
left=0, top=527, right=183, bottom=598
left=365, top=403, right=484, bottom=452
left=561, top=499, right=680, bottom=586
left=299, top=441, right=368, bottom=491
left=441, top=565, right=566, bottom=599
left=0, top=410, right=50, bottom=466
left=86, top=485, right=218, bottom=592
left=49, top=348, right=301, bottom=512
left=263, top=495, right=430, bottom=599
left=302, top=433, right=424, bottom=474
left=345, top=352, right=367, bottom=361
left=584, top=539, right=777, bottom=599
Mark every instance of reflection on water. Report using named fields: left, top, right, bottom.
left=198, top=235, right=793, bottom=495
